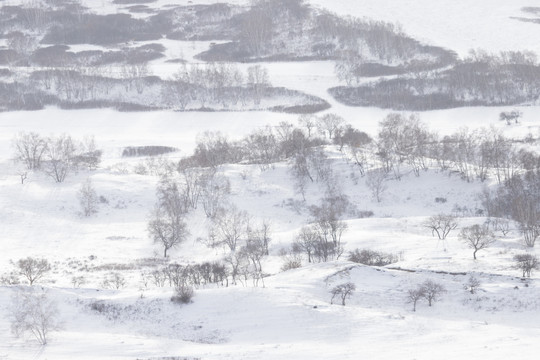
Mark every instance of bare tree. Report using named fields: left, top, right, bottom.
left=330, top=282, right=355, bottom=305
left=11, top=288, right=61, bottom=345
left=365, top=169, right=387, bottom=203
left=407, top=287, right=425, bottom=312
left=241, top=4, right=273, bottom=57
left=459, top=224, right=495, bottom=260
left=421, top=279, right=445, bottom=307
left=102, top=272, right=126, bottom=289
left=148, top=179, right=190, bottom=257
left=423, top=214, right=459, bottom=240
left=513, top=254, right=539, bottom=278
left=210, top=205, right=249, bottom=252
left=12, top=132, right=47, bottom=170
left=293, top=225, right=319, bottom=263
left=297, top=114, right=316, bottom=138
left=200, top=174, right=231, bottom=219
left=78, top=178, right=99, bottom=217
left=16, top=257, right=51, bottom=286
left=317, top=113, right=344, bottom=140
left=43, top=134, right=76, bottom=183
left=247, top=65, right=270, bottom=105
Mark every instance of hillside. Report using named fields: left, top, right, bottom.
left=1, top=1, right=540, bottom=360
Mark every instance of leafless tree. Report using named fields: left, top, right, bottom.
left=200, top=173, right=231, bottom=219
left=210, top=205, right=249, bottom=252
left=489, top=218, right=511, bottom=236
left=148, top=178, right=190, bottom=257
left=317, top=113, right=344, bottom=140
left=241, top=228, right=268, bottom=287
left=11, top=288, right=61, bottom=345
left=365, top=168, right=387, bottom=203
left=310, top=196, right=349, bottom=262
left=513, top=254, right=539, bottom=278
left=459, top=224, right=495, bottom=260
left=102, top=272, right=126, bottom=289
left=293, top=225, right=319, bottom=263
left=297, top=114, right=316, bottom=138
left=330, top=282, right=355, bottom=305
left=12, top=132, right=48, bottom=170
left=423, top=214, right=459, bottom=240
left=247, top=65, right=270, bottom=105
left=407, top=287, right=425, bottom=312
left=241, top=4, right=273, bottom=57
left=224, top=249, right=250, bottom=286
left=42, top=134, right=76, bottom=183
left=421, top=279, right=445, bottom=306
left=16, top=257, right=51, bottom=286
left=78, top=178, right=99, bottom=217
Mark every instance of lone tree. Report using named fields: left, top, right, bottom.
left=421, top=279, right=445, bottom=307
left=513, top=253, right=539, bottom=278
left=330, top=282, right=356, bottom=306
left=78, top=178, right=99, bottom=217
left=459, top=224, right=495, bottom=260
left=148, top=179, right=190, bottom=257
left=12, top=132, right=47, bottom=170
left=11, top=289, right=62, bottom=345
left=16, top=257, right=51, bottom=286
left=365, top=169, right=387, bottom=203
left=407, top=287, right=425, bottom=312
left=424, top=214, right=459, bottom=240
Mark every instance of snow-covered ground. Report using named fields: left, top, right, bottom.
left=2, top=1, right=540, bottom=359
left=309, top=0, right=540, bottom=58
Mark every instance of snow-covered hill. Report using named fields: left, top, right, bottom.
left=2, top=1, right=540, bottom=359
left=309, top=0, right=540, bottom=57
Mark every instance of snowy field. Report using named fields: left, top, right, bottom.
left=1, top=1, right=540, bottom=360
left=310, top=0, right=540, bottom=57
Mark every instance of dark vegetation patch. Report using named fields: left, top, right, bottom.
left=330, top=51, right=540, bottom=110
left=126, top=5, right=156, bottom=14
left=122, top=146, right=178, bottom=157
left=42, top=13, right=162, bottom=45
left=113, top=0, right=156, bottom=4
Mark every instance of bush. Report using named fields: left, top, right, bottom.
left=171, top=285, right=194, bottom=304
left=347, top=248, right=399, bottom=266
left=122, top=146, right=178, bottom=157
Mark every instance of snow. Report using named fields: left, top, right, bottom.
left=309, top=0, right=540, bottom=58
left=2, top=1, right=540, bottom=359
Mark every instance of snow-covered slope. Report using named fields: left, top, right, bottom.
left=309, top=0, right=540, bottom=57
left=2, top=1, right=540, bottom=359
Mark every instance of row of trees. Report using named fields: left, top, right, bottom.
left=331, top=50, right=540, bottom=110
left=373, top=113, right=538, bottom=183
left=482, top=169, right=540, bottom=247
left=12, top=132, right=101, bottom=182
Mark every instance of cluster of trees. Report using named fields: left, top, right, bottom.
left=200, top=0, right=454, bottom=73
left=372, top=113, right=539, bottom=183
left=331, top=50, right=540, bottom=110
left=147, top=167, right=269, bottom=286
left=407, top=279, right=446, bottom=311
left=482, top=169, right=540, bottom=247
left=12, top=132, right=102, bottom=183
left=291, top=195, right=349, bottom=263
left=1, top=62, right=326, bottom=112
left=163, top=63, right=271, bottom=109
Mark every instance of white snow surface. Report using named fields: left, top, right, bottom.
left=2, top=1, right=540, bottom=360
left=309, top=0, right=540, bottom=57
